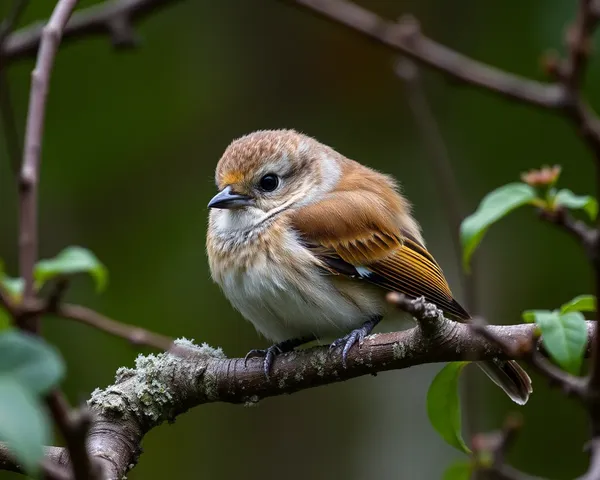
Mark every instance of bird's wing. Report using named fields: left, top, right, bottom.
left=290, top=190, right=470, bottom=320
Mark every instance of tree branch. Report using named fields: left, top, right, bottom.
left=3, top=0, right=183, bottom=62
left=18, top=0, right=79, bottom=332
left=0, top=312, right=595, bottom=477
left=287, top=0, right=565, bottom=108
left=1, top=285, right=172, bottom=352
left=46, top=391, right=101, bottom=480
left=53, top=303, right=174, bottom=351
left=538, top=207, right=598, bottom=256
left=561, top=0, right=598, bottom=93
left=472, top=415, right=545, bottom=480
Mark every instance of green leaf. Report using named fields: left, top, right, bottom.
left=560, top=295, right=596, bottom=314
left=35, top=246, right=108, bottom=292
left=443, top=461, right=473, bottom=480
left=0, top=277, right=24, bottom=300
left=530, top=310, right=587, bottom=374
left=460, top=183, right=537, bottom=271
left=427, top=362, right=471, bottom=454
left=554, top=189, right=598, bottom=220
left=0, top=377, right=50, bottom=475
left=0, top=331, right=65, bottom=395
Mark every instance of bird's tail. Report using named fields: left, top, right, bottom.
left=477, top=359, right=532, bottom=405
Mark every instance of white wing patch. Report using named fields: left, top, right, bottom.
left=355, top=266, right=372, bottom=278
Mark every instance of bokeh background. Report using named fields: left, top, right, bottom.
left=0, top=1, right=595, bottom=478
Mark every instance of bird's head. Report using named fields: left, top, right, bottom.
left=208, top=130, right=342, bottom=230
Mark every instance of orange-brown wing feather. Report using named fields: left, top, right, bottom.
left=290, top=168, right=469, bottom=320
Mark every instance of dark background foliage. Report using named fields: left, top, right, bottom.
left=0, top=1, right=593, bottom=478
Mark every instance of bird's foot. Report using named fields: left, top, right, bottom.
left=244, top=345, right=283, bottom=379
left=329, top=316, right=382, bottom=368
left=244, top=335, right=316, bottom=380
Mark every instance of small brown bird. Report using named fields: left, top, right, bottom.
left=206, top=129, right=532, bottom=404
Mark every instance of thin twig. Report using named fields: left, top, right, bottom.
left=11, top=284, right=173, bottom=350
left=0, top=441, right=69, bottom=478
left=54, top=303, right=174, bottom=350
left=3, top=0, right=183, bottom=62
left=561, top=0, right=598, bottom=91
left=287, top=0, right=565, bottom=108
left=538, top=208, right=597, bottom=255
left=544, top=0, right=600, bottom=169
left=18, top=0, right=79, bottom=332
left=46, top=391, right=101, bottom=480
left=472, top=415, right=528, bottom=479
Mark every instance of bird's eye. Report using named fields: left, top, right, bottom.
left=258, top=174, right=279, bottom=192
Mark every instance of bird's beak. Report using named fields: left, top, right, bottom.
left=207, top=185, right=254, bottom=209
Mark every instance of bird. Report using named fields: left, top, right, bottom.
left=206, top=129, right=532, bottom=405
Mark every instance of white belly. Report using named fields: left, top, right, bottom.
left=211, top=228, right=386, bottom=343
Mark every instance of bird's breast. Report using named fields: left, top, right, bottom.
left=207, top=217, right=386, bottom=342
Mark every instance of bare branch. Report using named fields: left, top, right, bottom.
left=471, top=415, right=546, bottom=480
left=53, top=303, right=173, bottom=351
left=46, top=391, right=101, bottom=480
left=561, top=0, right=599, bottom=92
left=288, top=0, right=565, bottom=108
left=538, top=207, right=597, bottom=254
left=18, top=0, right=79, bottom=332
left=4, top=293, right=173, bottom=351
left=0, top=310, right=594, bottom=478
left=3, top=0, right=183, bottom=62
left=0, top=444, right=70, bottom=480
left=546, top=0, right=600, bottom=179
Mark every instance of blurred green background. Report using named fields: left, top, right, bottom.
left=0, top=0, right=595, bottom=478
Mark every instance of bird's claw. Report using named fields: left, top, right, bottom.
left=329, top=327, right=369, bottom=368
left=244, top=345, right=283, bottom=379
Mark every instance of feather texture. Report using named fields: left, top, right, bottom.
left=291, top=158, right=469, bottom=320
